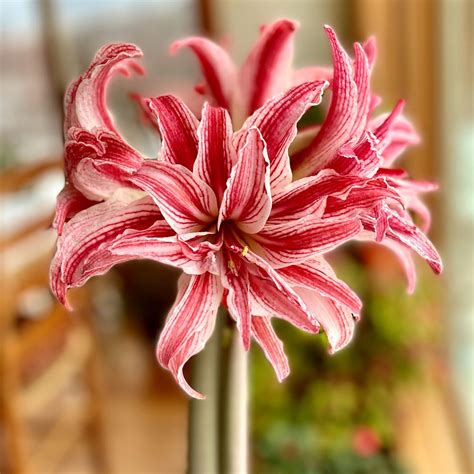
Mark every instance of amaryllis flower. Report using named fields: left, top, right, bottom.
left=50, top=21, right=442, bottom=399
left=50, top=40, right=400, bottom=397
left=170, top=20, right=442, bottom=290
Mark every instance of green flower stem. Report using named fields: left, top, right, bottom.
left=221, top=328, right=248, bottom=474
left=187, top=310, right=224, bottom=474
left=187, top=308, right=248, bottom=474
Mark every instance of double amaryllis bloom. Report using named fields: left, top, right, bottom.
left=50, top=20, right=442, bottom=398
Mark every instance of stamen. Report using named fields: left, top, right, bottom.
left=227, top=260, right=238, bottom=276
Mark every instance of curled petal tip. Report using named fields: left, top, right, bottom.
left=364, top=36, right=377, bottom=49
left=169, top=40, right=183, bottom=55
left=194, top=83, right=206, bottom=95
left=394, top=98, right=406, bottom=114
left=433, top=257, right=443, bottom=274
left=363, top=36, right=377, bottom=66
left=323, top=24, right=335, bottom=35
left=353, top=42, right=369, bottom=65
left=95, top=42, right=143, bottom=59
left=277, top=368, right=290, bottom=382
left=176, top=368, right=206, bottom=399
left=260, top=18, right=299, bottom=33
left=64, top=297, right=73, bottom=312
left=243, top=336, right=251, bottom=351
left=277, top=18, right=299, bottom=32
left=327, top=337, right=349, bottom=355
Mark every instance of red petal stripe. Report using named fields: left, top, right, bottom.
left=248, top=272, right=318, bottom=333
left=296, top=287, right=356, bottom=353
left=221, top=253, right=252, bottom=350
left=240, top=19, right=298, bottom=114
left=146, top=95, right=199, bottom=170
left=194, top=103, right=235, bottom=201
left=50, top=196, right=161, bottom=308
left=236, top=81, right=328, bottom=191
left=64, top=43, right=143, bottom=135
left=220, top=127, right=272, bottom=234
left=252, top=316, right=290, bottom=381
left=170, top=37, right=236, bottom=110
left=130, top=161, right=218, bottom=234
left=270, top=171, right=375, bottom=221
left=157, top=272, right=223, bottom=398
left=279, top=260, right=362, bottom=314
left=292, top=26, right=358, bottom=177
left=255, top=217, right=362, bottom=267
left=53, top=185, right=94, bottom=235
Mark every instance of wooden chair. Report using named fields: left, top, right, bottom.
left=0, top=160, right=109, bottom=474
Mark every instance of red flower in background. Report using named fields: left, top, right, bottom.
left=50, top=20, right=442, bottom=398
left=352, top=426, right=381, bottom=456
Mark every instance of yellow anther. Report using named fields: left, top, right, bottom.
left=227, top=259, right=238, bottom=276
left=241, top=246, right=249, bottom=257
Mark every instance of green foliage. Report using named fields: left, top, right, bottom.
left=251, top=249, right=439, bottom=473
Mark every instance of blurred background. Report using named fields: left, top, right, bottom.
left=0, top=0, right=472, bottom=473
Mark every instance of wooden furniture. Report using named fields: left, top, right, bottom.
left=0, top=160, right=109, bottom=474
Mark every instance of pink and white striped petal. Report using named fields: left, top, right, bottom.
left=65, top=128, right=143, bottom=200
left=323, top=180, right=401, bottom=220
left=255, top=216, right=362, bottom=267
left=50, top=194, right=162, bottom=308
left=270, top=170, right=376, bottom=222
left=176, top=231, right=223, bottom=274
left=53, top=185, right=94, bottom=235
left=157, top=272, right=223, bottom=399
left=235, top=247, right=318, bottom=332
left=348, top=42, right=371, bottom=141
left=130, top=161, right=218, bottom=234
left=64, top=43, right=144, bottom=134
left=384, top=176, right=437, bottom=232
left=330, top=130, right=382, bottom=178
left=109, top=227, right=218, bottom=276
left=296, top=287, right=357, bottom=353
left=252, top=316, right=290, bottom=381
left=369, top=100, right=420, bottom=166
left=385, top=212, right=442, bottom=274
left=235, top=81, right=328, bottom=192
left=194, top=103, right=236, bottom=201
left=221, top=253, right=252, bottom=350
left=292, top=26, right=358, bottom=178
left=170, top=37, right=237, bottom=110
left=239, top=19, right=298, bottom=115
left=248, top=271, right=319, bottom=333
left=146, top=95, right=199, bottom=169
left=220, top=127, right=272, bottom=234
left=279, top=259, right=362, bottom=315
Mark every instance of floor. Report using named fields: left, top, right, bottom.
left=58, top=328, right=188, bottom=474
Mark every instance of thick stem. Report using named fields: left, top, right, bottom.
left=187, top=311, right=224, bottom=474
left=222, top=330, right=248, bottom=474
